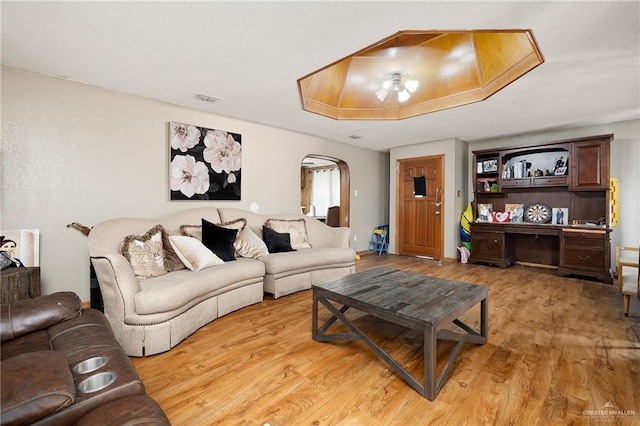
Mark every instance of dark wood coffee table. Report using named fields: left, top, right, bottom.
left=312, top=267, right=488, bottom=401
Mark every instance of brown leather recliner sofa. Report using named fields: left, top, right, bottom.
left=0, top=292, right=170, bottom=425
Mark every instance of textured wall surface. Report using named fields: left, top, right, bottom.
left=1, top=67, right=389, bottom=300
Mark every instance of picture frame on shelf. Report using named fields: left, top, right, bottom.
left=482, top=159, right=498, bottom=173
left=476, top=162, right=483, bottom=174
left=0, top=229, right=40, bottom=267
left=493, top=211, right=511, bottom=223
left=553, top=156, right=568, bottom=175
left=554, top=166, right=567, bottom=176
left=477, top=204, right=494, bottom=222
left=551, top=208, right=569, bottom=225
left=505, top=204, right=524, bottom=223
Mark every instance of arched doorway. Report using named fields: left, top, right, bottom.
left=300, top=155, right=350, bottom=227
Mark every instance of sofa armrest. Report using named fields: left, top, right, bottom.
left=90, top=255, right=141, bottom=322
left=1, top=351, right=76, bottom=425
left=0, top=292, right=82, bottom=344
left=304, top=218, right=351, bottom=248
left=329, top=226, right=351, bottom=248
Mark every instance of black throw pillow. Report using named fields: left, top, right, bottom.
left=262, top=226, right=295, bottom=253
left=202, top=219, right=238, bottom=261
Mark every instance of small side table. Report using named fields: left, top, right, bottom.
left=1, top=267, right=41, bottom=304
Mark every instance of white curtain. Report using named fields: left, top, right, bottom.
left=311, top=168, right=340, bottom=217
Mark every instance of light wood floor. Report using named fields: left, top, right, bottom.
left=132, top=254, right=640, bottom=425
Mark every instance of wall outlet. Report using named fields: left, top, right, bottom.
left=353, top=235, right=358, bottom=242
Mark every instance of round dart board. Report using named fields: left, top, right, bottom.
left=524, top=202, right=552, bottom=223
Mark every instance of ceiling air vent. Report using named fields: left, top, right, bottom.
left=195, top=93, right=221, bottom=103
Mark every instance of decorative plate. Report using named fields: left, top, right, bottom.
left=524, top=203, right=552, bottom=223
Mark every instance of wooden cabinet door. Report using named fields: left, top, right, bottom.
left=570, top=139, right=610, bottom=190
left=472, top=231, right=505, bottom=258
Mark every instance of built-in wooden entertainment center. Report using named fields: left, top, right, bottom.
left=469, top=134, right=613, bottom=283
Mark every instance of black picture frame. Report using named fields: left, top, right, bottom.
left=483, top=159, right=498, bottom=173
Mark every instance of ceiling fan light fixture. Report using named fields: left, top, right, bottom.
left=397, top=89, right=411, bottom=103
left=377, top=72, right=418, bottom=103
left=405, top=79, right=419, bottom=93
left=297, top=29, right=544, bottom=120
left=375, top=88, right=389, bottom=101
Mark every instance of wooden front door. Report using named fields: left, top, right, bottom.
left=397, top=156, right=444, bottom=258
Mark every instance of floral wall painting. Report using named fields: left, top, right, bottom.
left=169, top=121, right=241, bottom=200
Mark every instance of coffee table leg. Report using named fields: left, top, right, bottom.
left=481, top=297, right=488, bottom=338
left=312, top=291, right=319, bottom=340
left=424, top=326, right=436, bottom=400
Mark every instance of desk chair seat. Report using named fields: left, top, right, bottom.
left=615, top=246, right=639, bottom=316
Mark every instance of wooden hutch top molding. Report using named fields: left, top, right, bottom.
left=473, top=133, right=613, bottom=156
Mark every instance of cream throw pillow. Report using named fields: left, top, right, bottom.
left=265, top=218, right=312, bottom=249
left=235, top=226, right=269, bottom=259
left=121, top=225, right=166, bottom=280
left=168, top=236, right=224, bottom=272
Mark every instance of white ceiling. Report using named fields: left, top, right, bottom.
left=2, top=1, right=639, bottom=152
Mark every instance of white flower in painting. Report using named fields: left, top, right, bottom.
left=227, top=172, right=236, bottom=184
left=170, top=155, right=210, bottom=197
left=203, top=130, right=242, bottom=174
left=171, top=122, right=201, bottom=152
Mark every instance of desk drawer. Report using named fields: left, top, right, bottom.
left=562, top=237, right=606, bottom=249
left=501, top=178, right=530, bottom=188
left=561, top=247, right=605, bottom=270
left=561, top=229, right=606, bottom=240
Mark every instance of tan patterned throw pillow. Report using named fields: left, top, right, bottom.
left=220, top=218, right=247, bottom=232
left=159, top=226, right=185, bottom=272
left=180, top=224, right=202, bottom=240
left=180, top=219, right=245, bottom=241
left=264, top=218, right=312, bottom=250
left=121, top=225, right=167, bottom=280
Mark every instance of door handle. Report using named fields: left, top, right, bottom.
left=434, top=188, right=442, bottom=214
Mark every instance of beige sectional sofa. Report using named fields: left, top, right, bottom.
left=88, top=207, right=355, bottom=357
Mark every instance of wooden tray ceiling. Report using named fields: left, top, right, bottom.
left=298, top=30, right=544, bottom=120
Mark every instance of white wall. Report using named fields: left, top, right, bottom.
left=467, top=119, right=640, bottom=261
left=1, top=67, right=389, bottom=301
left=388, top=137, right=469, bottom=259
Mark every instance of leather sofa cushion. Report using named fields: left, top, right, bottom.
left=1, top=292, right=82, bottom=344
left=1, top=351, right=75, bottom=426
left=0, top=330, right=50, bottom=361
